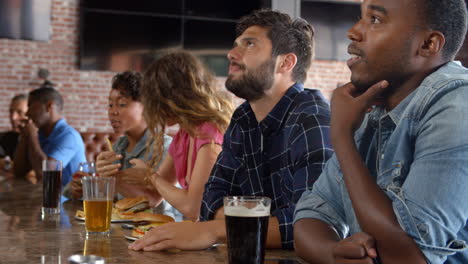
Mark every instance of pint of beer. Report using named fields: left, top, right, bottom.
left=82, top=176, right=115, bottom=235
left=224, top=196, right=271, bottom=264
left=83, top=200, right=112, bottom=232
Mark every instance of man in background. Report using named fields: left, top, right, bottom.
left=0, top=94, right=28, bottom=177
left=13, top=87, right=86, bottom=186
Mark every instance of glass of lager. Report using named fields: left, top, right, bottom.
left=224, top=196, right=271, bottom=264
left=82, top=176, right=115, bottom=236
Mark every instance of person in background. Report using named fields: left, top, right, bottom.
left=13, top=87, right=86, bottom=186
left=73, top=71, right=172, bottom=203
left=0, top=94, right=28, bottom=158
left=0, top=94, right=28, bottom=177
left=293, top=0, right=468, bottom=263
left=117, top=52, right=233, bottom=221
left=129, top=9, right=332, bottom=251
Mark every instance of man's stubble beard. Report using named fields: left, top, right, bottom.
left=225, top=58, right=276, bottom=102
left=351, top=37, right=414, bottom=96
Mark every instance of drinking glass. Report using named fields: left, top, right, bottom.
left=82, top=176, right=115, bottom=235
left=224, top=196, right=271, bottom=264
left=74, top=162, right=97, bottom=178
left=42, top=160, right=63, bottom=215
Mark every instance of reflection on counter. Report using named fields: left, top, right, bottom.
left=0, top=178, right=302, bottom=264
left=83, top=235, right=111, bottom=259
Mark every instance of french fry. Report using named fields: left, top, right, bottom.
left=105, top=137, right=113, bottom=152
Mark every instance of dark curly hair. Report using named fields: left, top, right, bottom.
left=29, top=87, right=63, bottom=112
left=419, top=0, right=467, bottom=60
left=236, top=9, right=315, bottom=83
left=111, top=71, right=143, bottom=101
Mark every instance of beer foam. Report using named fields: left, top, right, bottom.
left=85, top=198, right=111, bottom=202
left=224, top=204, right=270, bottom=217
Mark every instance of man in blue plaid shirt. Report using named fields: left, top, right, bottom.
left=129, top=9, right=333, bottom=251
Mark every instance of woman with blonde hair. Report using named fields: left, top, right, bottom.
left=121, top=52, right=233, bottom=220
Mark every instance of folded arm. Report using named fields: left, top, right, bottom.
left=13, top=135, right=31, bottom=178
left=14, top=122, right=47, bottom=179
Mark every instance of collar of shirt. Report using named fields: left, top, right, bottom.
left=38, top=118, right=67, bottom=143
left=113, top=128, right=150, bottom=158
left=235, top=83, right=304, bottom=136
left=368, top=86, right=418, bottom=130
left=371, top=61, right=462, bottom=128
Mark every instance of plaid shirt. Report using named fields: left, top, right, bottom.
left=200, top=83, right=333, bottom=249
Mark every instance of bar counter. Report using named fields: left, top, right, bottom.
left=0, top=178, right=304, bottom=263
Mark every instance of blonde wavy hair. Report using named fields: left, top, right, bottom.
left=142, top=51, right=234, bottom=169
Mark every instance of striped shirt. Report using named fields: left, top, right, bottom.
left=200, top=83, right=333, bottom=249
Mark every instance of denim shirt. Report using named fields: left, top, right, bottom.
left=294, top=61, right=468, bottom=264
left=112, top=129, right=172, bottom=170
left=112, top=129, right=173, bottom=207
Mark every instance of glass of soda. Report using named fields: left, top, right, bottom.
left=42, top=160, right=63, bottom=215
left=224, top=196, right=271, bottom=264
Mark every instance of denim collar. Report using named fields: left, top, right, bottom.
left=114, top=128, right=150, bottom=158
left=373, top=62, right=458, bottom=127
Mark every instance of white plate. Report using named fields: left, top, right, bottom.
left=123, top=234, right=139, bottom=241
left=74, top=215, right=133, bottom=223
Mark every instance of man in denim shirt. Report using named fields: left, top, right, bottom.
left=294, top=0, right=468, bottom=263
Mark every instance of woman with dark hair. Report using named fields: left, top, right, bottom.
left=67, top=71, right=172, bottom=202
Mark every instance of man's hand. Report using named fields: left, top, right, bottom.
left=330, top=81, right=389, bottom=140
left=70, top=174, right=84, bottom=199
left=96, top=151, right=122, bottom=177
left=128, top=221, right=222, bottom=251
left=20, top=120, right=38, bottom=139
left=333, top=232, right=378, bottom=264
left=25, top=170, right=37, bottom=184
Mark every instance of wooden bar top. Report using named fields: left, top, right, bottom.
left=0, top=178, right=304, bottom=264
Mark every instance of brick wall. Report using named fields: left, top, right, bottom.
left=0, top=0, right=113, bottom=132
left=2, top=0, right=464, bottom=133
left=0, top=0, right=350, bottom=132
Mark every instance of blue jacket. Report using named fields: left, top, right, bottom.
left=295, top=61, right=468, bottom=263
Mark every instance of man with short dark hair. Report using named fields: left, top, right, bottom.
left=129, top=9, right=332, bottom=251
left=14, top=87, right=86, bottom=186
left=294, top=0, right=468, bottom=263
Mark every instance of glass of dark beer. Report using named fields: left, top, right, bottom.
left=224, top=196, right=272, bottom=264
left=42, top=160, right=62, bottom=215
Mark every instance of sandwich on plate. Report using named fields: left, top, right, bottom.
left=114, top=196, right=150, bottom=220
left=131, top=212, right=174, bottom=238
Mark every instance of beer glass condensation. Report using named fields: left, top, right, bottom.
left=224, top=196, right=271, bottom=264
left=82, top=176, right=115, bottom=235
left=42, top=160, right=63, bottom=215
